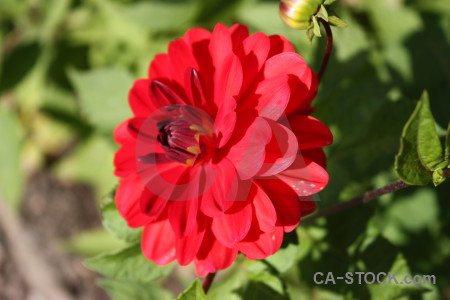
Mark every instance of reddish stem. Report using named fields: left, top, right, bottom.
left=317, top=18, right=333, bottom=81
left=302, top=180, right=410, bottom=225
left=202, top=272, right=216, bottom=293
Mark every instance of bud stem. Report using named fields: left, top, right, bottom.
left=317, top=18, right=333, bottom=81
left=202, top=272, right=216, bottom=293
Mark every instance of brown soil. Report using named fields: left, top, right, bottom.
left=0, top=171, right=111, bottom=300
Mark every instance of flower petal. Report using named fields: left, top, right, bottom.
left=211, top=198, right=253, bottom=247
left=175, top=215, right=206, bottom=265
left=114, top=146, right=135, bottom=177
left=184, top=67, right=207, bottom=110
left=251, top=183, right=277, bottom=232
left=149, top=80, right=184, bottom=106
left=115, top=173, right=153, bottom=228
left=148, top=54, right=170, bottom=81
left=227, top=117, right=272, bottom=180
left=200, top=159, right=239, bottom=217
left=262, top=52, right=316, bottom=113
left=168, top=38, right=199, bottom=97
left=215, top=96, right=237, bottom=148
left=301, top=148, right=327, bottom=168
left=240, top=32, right=271, bottom=92
left=237, top=225, right=284, bottom=259
left=257, top=119, right=298, bottom=177
left=239, top=75, right=291, bottom=121
left=275, top=156, right=329, bottom=196
left=195, top=229, right=238, bottom=275
left=210, top=24, right=243, bottom=107
left=142, top=218, right=176, bottom=265
left=129, top=79, right=154, bottom=117
left=288, top=115, right=333, bottom=149
left=268, top=34, right=295, bottom=58
left=256, top=178, right=301, bottom=231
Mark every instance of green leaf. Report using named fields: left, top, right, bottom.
left=416, top=91, right=443, bottom=170
left=176, top=280, right=207, bottom=300
left=65, top=228, right=127, bottom=256
left=324, top=0, right=336, bottom=5
left=317, top=5, right=328, bottom=22
left=394, top=96, right=431, bottom=185
left=85, top=244, right=172, bottom=282
left=306, top=25, right=315, bottom=42
left=101, top=195, right=142, bottom=243
left=242, top=280, right=289, bottom=300
left=368, top=254, right=432, bottom=299
left=328, top=15, right=348, bottom=28
left=432, top=168, right=446, bottom=186
left=312, top=16, right=322, bottom=37
left=264, top=242, right=298, bottom=273
left=69, top=68, right=133, bottom=135
left=0, top=109, right=24, bottom=208
left=99, top=278, right=172, bottom=300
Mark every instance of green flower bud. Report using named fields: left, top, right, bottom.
left=279, top=0, right=323, bottom=30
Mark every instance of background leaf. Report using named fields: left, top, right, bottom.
left=99, top=278, right=173, bottom=300
left=394, top=96, right=431, bottom=185
left=69, top=68, right=133, bottom=135
left=85, top=244, right=173, bottom=282
left=416, top=91, right=444, bottom=170
left=0, top=108, right=24, bottom=208
left=176, top=280, right=207, bottom=300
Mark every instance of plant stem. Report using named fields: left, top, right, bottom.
left=317, top=18, right=333, bottom=81
left=301, top=180, right=410, bottom=226
left=202, top=272, right=216, bottom=293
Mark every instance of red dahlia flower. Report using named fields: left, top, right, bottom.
left=114, top=23, right=332, bottom=276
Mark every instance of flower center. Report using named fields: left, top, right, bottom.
left=156, top=106, right=215, bottom=166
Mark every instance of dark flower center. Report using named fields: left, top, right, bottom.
left=156, top=106, right=215, bottom=166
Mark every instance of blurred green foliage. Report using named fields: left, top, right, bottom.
left=0, top=0, right=449, bottom=299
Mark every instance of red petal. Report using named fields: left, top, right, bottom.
left=168, top=38, right=198, bottom=97
left=200, top=159, right=239, bottom=217
left=215, top=96, right=237, bottom=148
left=184, top=67, right=207, bottom=110
left=211, top=198, right=253, bottom=247
left=195, top=230, right=238, bottom=275
left=175, top=214, right=206, bottom=265
left=114, top=146, right=135, bottom=177
left=288, top=115, right=333, bottom=149
left=168, top=196, right=198, bottom=237
left=230, top=24, right=249, bottom=56
left=240, top=32, right=271, bottom=92
left=114, top=119, right=135, bottom=146
left=275, top=156, right=329, bottom=196
left=301, top=148, right=327, bottom=168
left=148, top=54, right=170, bottom=81
left=183, top=28, right=214, bottom=103
left=210, top=24, right=243, bottom=107
left=251, top=183, right=276, bottom=232
left=262, top=52, right=316, bottom=113
left=115, top=173, right=153, bottom=228
left=268, top=35, right=295, bottom=58
left=129, top=79, right=153, bottom=117
left=257, top=119, right=298, bottom=177
left=237, top=225, right=284, bottom=259
left=141, top=218, right=176, bottom=265
left=239, top=75, right=290, bottom=121
left=227, top=117, right=272, bottom=180
left=256, top=178, right=301, bottom=231
left=149, top=80, right=184, bottom=106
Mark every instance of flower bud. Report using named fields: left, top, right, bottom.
left=279, top=0, right=323, bottom=30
